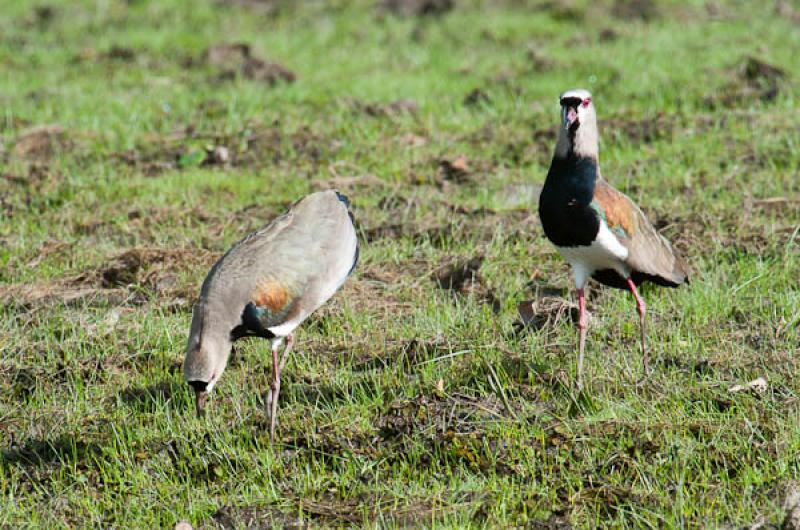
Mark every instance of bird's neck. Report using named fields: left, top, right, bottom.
left=556, top=123, right=599, bottom=160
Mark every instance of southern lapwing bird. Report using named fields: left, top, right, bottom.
left=183, top=190, right=359, bottom=440
left=537, top=89, right=688, bottom=389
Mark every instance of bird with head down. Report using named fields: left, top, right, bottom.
left=183, top=190, right=359, bottom=440
left=538, top=89, right=689, bottom=389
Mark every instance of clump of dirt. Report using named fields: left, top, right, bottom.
left=537, top=0, right=584, bottom=22
left=116, top=120, right=335, bottom=175
left=437, top=155, right=472, bottom=183
left=0, top=276, right=128, bottom=309
left=12, top=125, right=67, bottom=160
left=205, top=43, right=296, bottom=85
left=741, top=55, right=786, bottom=86
left=377, top=0, right=454, bottom=17
left=353, top=98, right=418, bottom=117
left=1, top=247, right=218, bottom=310
left=206, top=504, right=306, bottom=529
left=32, top=5, right=57, bottom=25
left=526, top=46, right=554, bottom=72
left=612, top=0, right=659, bottom=21
left=216, top=0, right=292, bottom=16
left=706, top=56, right=788, bottom=108
left=463, top=88, right=490, bottom=107
left=434, top=256, right=500, bottom=312
left=604, top=113, right=675, bottom=144
left=598, top=28, right=619, bottom=42
left=99, top=247, right=216, bottom=298
left=776, top=1, right=800, bottom=24
left=105, top=45, right=136, bottom=62
left=515, top=296, right=581, bottom=334
left=435, top=256, right=482, bottom=291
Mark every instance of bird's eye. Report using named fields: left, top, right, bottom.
left=582, top=98, right=591, bottom=108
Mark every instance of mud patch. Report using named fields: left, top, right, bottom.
left=434, top=256, right=500, bottom=311
left=463, top=88, right=491, bottom=107
left=706, top=56, right=788, bottom=108
left=206, top=505, right=306, bottom=529
left=378, top=0, right=454, bottom=17
left=612, top=0, right=659, bottom=21
left=0, top=246, right=218, bottom=310
left=605, top=113, right=675, bottom=144
left=205, top=43, right=296, bottom=85
left=515, top=296, right=580, bottom=333
left=352, top=98, right=418, bottom=118
left=12, top=124, right=68, bottom=160
left=437, top=155, right=472, bottom=184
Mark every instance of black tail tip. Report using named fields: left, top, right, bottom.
left=334, top=190, right=351, bottom=208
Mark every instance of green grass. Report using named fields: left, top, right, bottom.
left=1, top=0, right=799, bottom=527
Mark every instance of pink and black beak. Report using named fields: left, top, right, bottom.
left=561, top=97, right=582, bottom=130
left=188, top=380, right=208, bottom=417
left=563, top=106, right=578, bottom=130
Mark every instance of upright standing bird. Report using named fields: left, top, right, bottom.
left=537, top=89, right=688, bottom=389
left=184, top=190, right=359, bottom=440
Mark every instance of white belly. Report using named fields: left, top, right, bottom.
left=556, top=221, right=629, bottom=288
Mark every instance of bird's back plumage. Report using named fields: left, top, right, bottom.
left=196, top=189, right=358, bottom=340
left=590, top=180, right=688, bottom=288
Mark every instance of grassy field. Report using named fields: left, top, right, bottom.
left=1, top=0, right=799, bottom=527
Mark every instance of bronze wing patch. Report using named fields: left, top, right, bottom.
left=252, top=280, right=290, bottom=313
left=592, top=181, right=636, bottom=238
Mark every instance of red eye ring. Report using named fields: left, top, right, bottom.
left=582, top=97, right=591, bottom=108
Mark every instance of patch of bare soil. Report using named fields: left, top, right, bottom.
left=706, top=56, right=788, bottom=108
left=515, top=296, right=580, bottom=334
left=463, top=88, right=491, bottom=107
left=215, top=0, right=292, bottom=16
left=0, top=247, right=218, bottom=310
left=11, top=125, right=68, bottom=160
left=436, top=154, right=474, bottom=184
left=611, top=0, right=659, bottom=21
left=377, top=0, right=454, bottom=17
left=206, top=494, right=444, bottom=529
left=535, top=0, right=584, bottom=21
left=776, top=0, right=800, bottom=23
left=205, top=43, right=296, bottom=85
left=351, top=98, right=418, bottom=117
left=604, top=113, right=675, bottom=144
left=115, top=120, right=335, bottom=175
left=362, top=197, right=534, bottom=248
left=434, top=256, right=500, bottom=312
left=526, top=45, right=554, bottom=71
left=205, top=505, right=307, bottom=529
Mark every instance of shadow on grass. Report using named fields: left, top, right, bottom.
left=1, top=434, right=102, bottom=469
left=118, top=379, right=187, bottom=413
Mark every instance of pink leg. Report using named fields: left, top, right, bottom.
left=268, top=333, right=294, bottom=443
left=268, top=341, right=281, bottom=442
left=279, top=333, right=294, bottom=372
left=576, top=287, right=588, bottom=391
left=625, top=278, right=648, bottom=380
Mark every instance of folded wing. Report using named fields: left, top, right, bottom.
left=592, top=179, right=688, bottom=287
